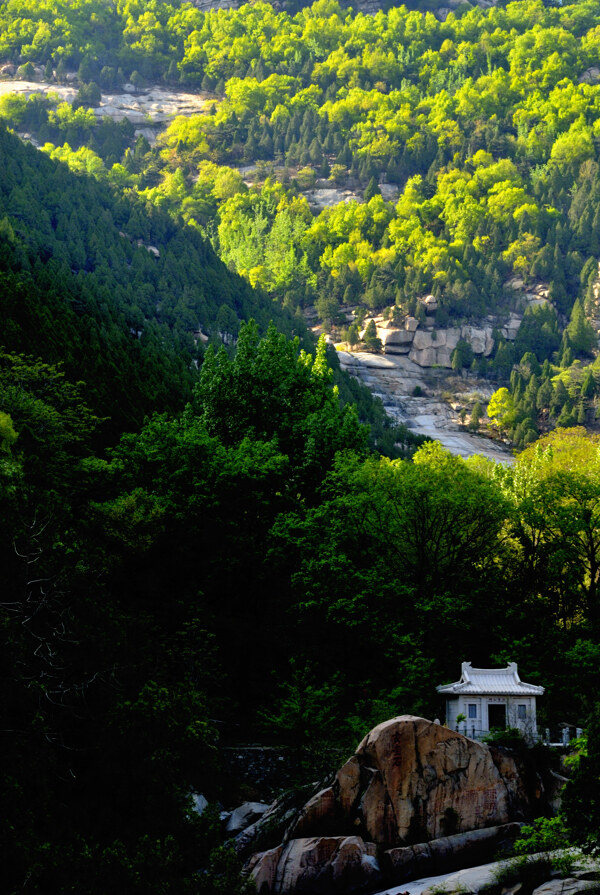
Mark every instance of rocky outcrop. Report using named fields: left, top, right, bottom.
left=410, top=327, right=460, bottom=366
left=364, top=275, right=549, bottom=362
left=189, top=0, right=499, bottom=16
left=290, top=717, right=536, bottom=846
left=585, top=261, right=600, bottom=347
left=580, top=66, right=600, bottom=85
left=383, top=824, right=521, bottom=882
left=226, top=801, right=270, bottom=835
left=247, top=717, right=544, bottom=894
left=191, top=0, right=241, bottom=10
left=234, top=788, right=319, bottom=858
left=420, top=854, right=551, bottom=895
left=416, top=857, right=600, bottom=895
left=532, top=880, right=600, bottom=895
left=375, top=316, right=519, bottom=364
left=248, top=836, right=381, bottom=895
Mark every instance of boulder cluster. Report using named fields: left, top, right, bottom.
left=245, top=716, right=551, bottom=895
left=371, top=314, right=521, bottom=365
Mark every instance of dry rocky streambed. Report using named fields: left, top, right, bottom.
left=338, top=350, right=514, bottom=464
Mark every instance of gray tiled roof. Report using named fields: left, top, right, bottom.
left=437, top=662, right=544, bottom=696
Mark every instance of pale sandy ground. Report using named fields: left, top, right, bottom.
left=0, top=79, right=213, bottom=139
left=338, top=350, right=514, bottom=465
left=306, top=187, right=362, bottom=210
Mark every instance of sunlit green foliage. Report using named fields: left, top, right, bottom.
left=5, top=0, right=600, bottom=330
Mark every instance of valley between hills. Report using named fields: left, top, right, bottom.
left=4, top=1, right=600, bottom=892
left=0, top=74, right=546, bottom=460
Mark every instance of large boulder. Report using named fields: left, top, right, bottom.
left=247, top=836, right=381, bottom=895
left=412, top=329, right=437, bottom=350
left=381, top=328, right=414, bottom=347
left=461, top=325, right=494, bottom=356
left=502, top=313, right=522, bottom=341
left=291, top=717, right=536, bottom=847
left=358, top=716, right=528, bottom=842
left=410, top=346, right=441, bottom=367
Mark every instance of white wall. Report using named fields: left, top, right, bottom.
left=445, top=695, right=537, bottom=739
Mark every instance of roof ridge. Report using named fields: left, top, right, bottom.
left=437, top=662, right=544, bottom=695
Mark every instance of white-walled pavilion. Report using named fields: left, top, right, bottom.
left=437, top=662, right=544, bottom=742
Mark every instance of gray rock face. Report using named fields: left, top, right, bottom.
left=226, top=801, right=270, bottom=835
left=383, top=824, right=522, bottom=883
left=532, top=879, right=600, bottom=895
left=462, top=325, right=493, bottom=355
left=191, top=792, right=209, bottom=816
left=419, top=855, right=600, bottom=895
left=409, top=345, right=439, bottom=366
left=580, top=66, right=600, bottom=84
left=422, top=859, right=507, bottom=895
left=191, top=0, right=241, bottom=10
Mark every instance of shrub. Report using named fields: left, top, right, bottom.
left=492, top=854, right=552, bottom=892
left=514, top=817, right=570, bottom=857
left=482, top=727, right=527, bottom=751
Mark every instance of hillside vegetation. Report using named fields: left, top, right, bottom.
left=3, top=0, right=600, bottom=891
left=5, top=0, right=600, bottom=446
left=4, top=318, right=600, bottom=888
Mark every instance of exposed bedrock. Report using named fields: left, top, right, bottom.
left=290, top=716, right=539, bottom=845
left=248, top=716, right=550, bottom=894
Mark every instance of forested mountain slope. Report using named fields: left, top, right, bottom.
left=1, top=122, right=413, bottom=451
left=0, top=124, right=300, bottom=435
left=5, top=0, right=600, bottom=323
left=5, top=0, right=600, bottom=890
left=5, top=0, right=600, bottom=449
